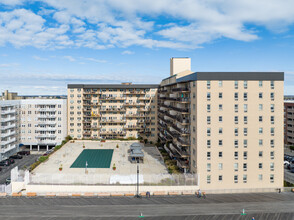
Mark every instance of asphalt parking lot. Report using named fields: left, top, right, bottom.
left=0, top=193, right=293, bottom=219
left=0, top=154, right=39, bottom=184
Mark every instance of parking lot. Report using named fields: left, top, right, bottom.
left=0, top=154, right=39, bottom=184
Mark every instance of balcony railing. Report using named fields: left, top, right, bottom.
left=0, top=123, right=16, bottom=130
left=1, top=131, right=16, bottom=138
left=169, top=105, right=190, bottom=113
left=172, top=87, right=190, bottom=92
left=1, top=116, right=16, bottom=122
left=177, top=160, right=189, bottom=168
left=0, top=137, right=16, bottom=145
left=1, top=109, right=16, bottom=115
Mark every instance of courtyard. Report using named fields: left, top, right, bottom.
left=31, top=140, right=170, bottom=184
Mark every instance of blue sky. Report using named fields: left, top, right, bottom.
left=0, top=0, right=294, bottom=95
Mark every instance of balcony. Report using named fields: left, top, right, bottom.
left=1, top=109, right=16, bottom=115
left=1, top=131, right=16, bottom=138
left=99, top=96, right=126, bottom=100
left=100, top=119, right=126, bottom=123
left=83, top=131, right=91, bottom=136
left=100, top=107, right=126, bottom=112
left=36, top=134, right=56, bottom=139
left=0, top=137, right=16, bottom=145
left=125, top=102, right=145, bottom=106
left=138, top=96, right=151, bottom=100
left=36, top=108, right=56, bottom=112
left=37, top=121, right=56, bottom=125
left=1, top=116, right=16, bottom=122
left=171, top=125, right=190, bottom=136
left=177, top=160, right=189, bottom=169
left=83, top=91, right=99, bottom=94
left=0, top=144, right=17, bottom=153
left=176, top=97, right=190, bottom=103
left=171, top=143, right=189, bottom=158
left=37, top=141, right=57, bottom=145
left=37, top=114, right=56, bottom=119
left=125, top=125, right=143, bottom=130
left=176, top=137, right=190, bottom=146
left=83, top=96, right=91, bottom=101
left=169, top=105, right=189, bottom=114
left=35, top=127, right=56, bottom=131
left=164, top=144, right=180, bottom=159
left=172, top=87, right=190, bottom=92
left=100, top=131, right=126, bottom=136
left=0, top=123, right=16, bottom=130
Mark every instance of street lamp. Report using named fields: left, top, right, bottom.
left=134, top=160, right=141, bottom=198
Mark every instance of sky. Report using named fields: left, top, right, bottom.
left=0, top=0, right=294, bottom=95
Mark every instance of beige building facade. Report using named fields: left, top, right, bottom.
left=67, top=84, right=158, bottom=143
left=159, top=58, right=284, bottom=190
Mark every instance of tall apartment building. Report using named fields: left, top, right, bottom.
left=284, top=100, right=294, bottom=145
left=20, top=99, right=67, bottom=151
left=67, top=84, right=158, bottom=142
left=0, top=100, right=20, bottom=161
left=158, top=58, right=284, bottom=190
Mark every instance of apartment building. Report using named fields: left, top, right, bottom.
left=158, top=58, right=284, bottom=190
left=67, top=84, right=158, bottom=142
left=0, top=100, right=20, bottom=161
left=20, top=99, right=67, bottom=151
left=284, top=100, right=294, bottom=145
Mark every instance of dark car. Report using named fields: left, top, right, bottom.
left=7, top=158, right=14, bottom=164
left=0, top=167, right=2, bottom=171
left=9, top=154, right=22, bottom=159
left=0, top=160, right=10, bottom=166
left=17, top=151, right=30, bottom=156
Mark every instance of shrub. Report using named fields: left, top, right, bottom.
left=38, top=156, right=49, bottom=163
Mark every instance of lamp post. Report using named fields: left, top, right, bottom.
left=85, top=161, right=88, bottom=174
left=134, top=161, right=141, bottom=198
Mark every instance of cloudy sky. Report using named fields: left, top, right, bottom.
left=0, top=0, right=294, bottom=95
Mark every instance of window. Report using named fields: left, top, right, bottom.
left=219, top=104, right=223, bottom=111
left=234, top=163, right=238, bottom=171
left=259, top=92, right=263, bottom=99
left=234, top=175, right=238, bottom=183
left=270, top=93, right=274, bottom=101
left=270, top=151, right=274, bottom=159
left=269, top=162, right=275, bottom=171
left=207, top=116, right=211, bottom=124
left=219, top=92, right=223, bottom=99
left=244, top=116, right=247, bottom=124
left=219, top=152, right=223, bottom=158
left=259, top=81, right=263, bottom=87
left=234, top=140, right=238, bottom=148
left=193, top=81, right=196, bottom=87
left=207, top=152, right=211, bottom=160
left=259, top=163, right=263, bottom=169
left=271, top=116, right=274, bottom=124
left=270, top=174, right=274, bottom=183
left=193, top=138, right=196, bottom=145
left=193, top=92, right=196, bottom=99
left=193, top=160, right=196, bottom=168
left=207, top=163, right=211, bottom=172
left=234, top=104, right=238, bottom=113
left=234, top=152, right=238, bottom=160
left=243, top=174, right=247, bottom=183
left=259, top=127, right=263, bottom=134
left=259, top=151, right=263, bottom=157
left=207, top=128, right=211, bottom=136
left=207, top=92, right=211, bottom=101
left=244, top=151, right=248, bottom=160
left=271, top=104, right=274, bottom=112
left=270, top=139, right=274, bottom=148
left=244, top=104, right=248, bottom=112
left=258, top=174, right=263, bottom=181
left=207, top=81, right=211, bottom=89
left=243, top=139, right=248, bottom=148
left=235, top=128, right=238, bottom=136
left=234, top=116, right=238, bottom=124
left=243, top=163, right=247, bottom=171
left=244, top=80, right=248, bottom=89
left=207, top=104, right=211, bottom=112
left=207, top=140, right=211, bottom=148
left=219, top=128, right=223, bottom=134
left=218, top=163, right=223, bottom=170
left=259, top=104, right=263, bottom=111
left=234, top=92, right=238, bottom=101
left=219, top=80, right=223, bottom=87
left=219, top=175, right=223, bottom=181
left=243, top=92, right=248, bottom=101
left=207, top=175, right=211, bottom=184
left=259, top=139, right=263, bottom=146
left=271, top=127, right=275, bottom=136
left=244, top=128, right=248, bottom=136
left=259, top=116, right=263, bottom=122
left=219, top=116, right=223, bottom=122
left=270, top=81, right=274, bottom=89
left=234, top=81, right=238, bottom=89
left=219, top=140, right=223, bottom=146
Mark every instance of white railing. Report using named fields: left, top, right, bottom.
left=1, top=131, right=16, bottom=138
left=36, top=108, right=56, bottom=112
left=0, top=137, right=16, bottom=146
left=0, top=123, right=16, bottom=130
left=37, top=114, right=56, bottom=118
left=1, top=116, right=16, bottom=122
left=1, top=109, right=16, bottom=115
left=0, top=144, right=16, bottom=153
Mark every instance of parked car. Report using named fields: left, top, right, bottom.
left=291, top=166, right=294, bottom=173
left=7, top=158, right=14, bottom=164
left=9, top=154, right=23, bottom=159
left=284, top=161, right=290, bottom=166
left=0, top=160, right=10, bottom=166
left=17, top=151, right=30, bottom=156
left=0, top=167, right=2, bottom=171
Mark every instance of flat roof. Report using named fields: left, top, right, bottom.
left=68, top=84, right=159, bottom=89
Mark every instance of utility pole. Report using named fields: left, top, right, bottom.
left=134, top=163, right=141, bottom=198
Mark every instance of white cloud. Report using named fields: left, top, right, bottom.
left=81, top=57, right=107, bottom=63
left=32, top=55, right=48, bottom=61
left=0, top=63, right=19, bottom=67
left=121, top=50, right=134, bottom=55
left=0, top=0, right=294, bottom=49
left=63, top=55, right=76, bottom=62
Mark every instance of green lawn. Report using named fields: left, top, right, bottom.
left=70, top=149, right=114, bottom=168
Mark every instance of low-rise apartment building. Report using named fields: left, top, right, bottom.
left=0, top=100, right=20, bottom=161
left=19, top=99, right=67, bottom=151
left=159, top=58, right=284, bottom=190
left=67, top=84, right=158, bottom=143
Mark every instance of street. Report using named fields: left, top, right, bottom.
left=0, top=154, right=39, bottom=184
left=0, top=193, right=293, bottom=219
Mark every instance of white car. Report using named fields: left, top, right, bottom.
left=284, top=160, right=290, bottom=166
